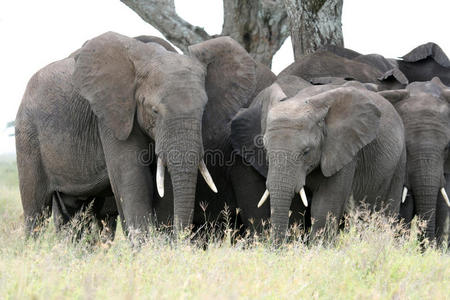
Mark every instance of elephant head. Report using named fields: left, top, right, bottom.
left=396, top=42, right=450, bottom=85
left=232, top=81, right=382, bottom=240
left=73, top=32, right=258, bottom=231
left=380, top=77, right=450, bottom=241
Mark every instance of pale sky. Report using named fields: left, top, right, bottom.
left=1, top=0, right=449, bottom=153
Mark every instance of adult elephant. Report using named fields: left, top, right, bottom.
left=230, top=75, right=311, bottom=233
left=231, top=81, right=406, bottom=241
left=380, top=77, right=450, bottom=245
left=278, top=50, right=408, bottom=90
left=15, top=32, right=263, bottom=239
left=323, top=42, right=450, bottom=86
left=394, top=42, right=450, bottom=86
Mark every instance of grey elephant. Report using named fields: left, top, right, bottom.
left=229, top=75, right=311, bottom=233
left=278, top=50, right=408, bottom=90
left=323, top=42, right=450, bottom=86
left=15, top=31, right=264, bottom=239
left=231, top=80, right=406, bottom=241
left=380, top=77, right=450, bottom=244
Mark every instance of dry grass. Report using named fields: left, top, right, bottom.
left=0, top=155, right=449, bottom=299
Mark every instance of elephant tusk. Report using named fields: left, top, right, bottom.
left=257, top=189, right=269, bottom=208
left=199, top=160, right=218, bottom=193
left=156, top=157, right=165, bottom=198
left=440, top=187, right=450, bottom=207
left=401, top=187, right=408, bottom=203
left=299, top=187, right=308, bottom=207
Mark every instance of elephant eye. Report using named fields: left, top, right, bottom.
left=303, top=147, right=310, bottom=156
left=152, top=106, right=159, bottom=114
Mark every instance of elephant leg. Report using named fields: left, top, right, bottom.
left=310, top=161, right=356, bottom=240
left=16, top=136, right=52, bottom=238
left=230, top=159, right=269, bottom=234
left=383, top=147, right=406, bottom=217
left=400, top=193, right=415, bottom=227
left=94, top=195, right=119, bottom=243
left=436, top=174, right=450, bottom=247
left=52, top=191, right=71, bottom=231
left=99, top=125, right=154, bottom=243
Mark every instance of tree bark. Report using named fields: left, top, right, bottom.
left=120, top=0, right=211, bottom=54
left=121, top=0, right=343, bottom=66
left=284, top=0, right=344, bottom=61
left=221, top=1, right=290, bottom=66
left=120, top=0, right=290, bottom=67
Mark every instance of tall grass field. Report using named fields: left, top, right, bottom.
left=0, top=154, right=448, bottom=299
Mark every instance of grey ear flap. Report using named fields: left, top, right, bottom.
left=442, top=90, right=450, bottom=103
left=276, top=75, right=311, bottom=97
left=133, top=35, right=178, bottom=53
left=319, top=88, right=381, bottom=177
left=259, top=83, right=288, bottom=133
left=188, top=37, right=257, bottom=143
left=73, top=32, right=137, bottom=141
left=378, top=68, right=409, bottom=86
left=402, top=42, right=450, bottom=67
left=231, top=105, right=268, bottom=177
left=445, top=152, right=450, bottom=174
left=378, top=89, right=410, bottom=105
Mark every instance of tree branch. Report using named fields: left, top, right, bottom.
left=120, top=0, right=212, bottom=53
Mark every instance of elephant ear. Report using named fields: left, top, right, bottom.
left=378, top=89, right=410, bottom=105
left=401, top=42, right=450, bottom=67
left=188, top=37, right=257, bottom=146
left=231, top=105, right=267, bottom=177
left=133, top=35, right=178, bottom=53
left=73, top=32, right=136, bottom=141
left=276, top=75, right=311, bottom=97
left=317, top=88, right=381, bottom=177
left=230, top=83, right=286, bottom=177
left=378, top=68, right=409, bottom=85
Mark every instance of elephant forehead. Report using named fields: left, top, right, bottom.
left=268, top=101, right=315, bottom=123
left=400, top=93, right=448, bottom=115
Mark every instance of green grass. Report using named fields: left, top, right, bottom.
left=0, top=155, right=449, bottom=299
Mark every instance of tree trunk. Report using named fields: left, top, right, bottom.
left=120, top=0, right=290, bottom=67
left=222, top=0, right=290, bottom=67
left=284, top=0, right=344, bottom=61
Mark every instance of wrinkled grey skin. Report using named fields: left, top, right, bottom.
left=324, top=42, right=450, bottom=86
left=278, top=51, right=407, bottom=91
left=232, top=80, right=406, bottom=241
left=230, top=75, right=310, bottom=233
left=381, top=78, right=450, bottom=244
left=16, top=32, right=261, bottom=240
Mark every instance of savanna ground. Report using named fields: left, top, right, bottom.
left=0, top=154, right=449, bottom=299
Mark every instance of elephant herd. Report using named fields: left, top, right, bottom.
left=15, top=31, right=450, bottom=246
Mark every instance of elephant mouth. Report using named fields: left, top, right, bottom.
left=155, top=156, right=217, bottom=198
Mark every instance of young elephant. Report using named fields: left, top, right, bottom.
left=232, top=81, right=406, bottom=241
left=380, top=77, right=450, bottom=244
left=15, top=32, right=262, bottom=239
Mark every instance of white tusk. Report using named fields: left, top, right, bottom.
left=401, top=187, right=408, bottom=203
left=156, top=157, right=165, bottom=198
left=440, top=187, right=450, bottom=207
left=257, top=189, right=269, bottom=208
left=299, top=187, right=308, bottom=207
left=199, top=160, right=218, bottom=193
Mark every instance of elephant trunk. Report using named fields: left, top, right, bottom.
left=156, top=117, right=203, bottom=233
left=408, top=148, right=443, bottom=241
left=266, top=153, right=301, bottom=243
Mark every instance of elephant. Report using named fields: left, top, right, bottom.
left=15, top=31, right=267, bottom=240
left=322, top=42, right=450, bottom=86
left=278, top=50, right=408, bottom=91
left=380, top=77, right=450, bottom=244
left=229, top=75, right=311, bottom=234
left=231, top=80, right=406, bottom=241
left=394, top=42, right=450, bottom=86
